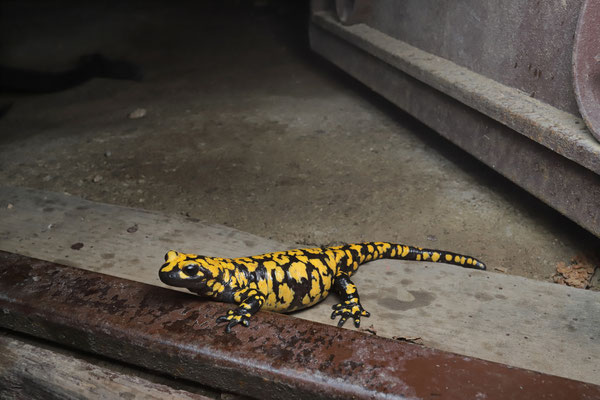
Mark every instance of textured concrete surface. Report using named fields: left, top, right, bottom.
left=0, top=0, right=598, bottom=285
left=2, top=187, right=599, bottom=384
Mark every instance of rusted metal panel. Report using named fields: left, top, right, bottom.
left=310, top=11, right=600, bottom=176
left=310, top=1, right=600, bottom=237
left=573, top=0, right=600, bottom=142
left=0, top=251, right=599, bottom=399
left=309, top=21, right=600, bottom=237
left=332, top=0, right=584, bottom=116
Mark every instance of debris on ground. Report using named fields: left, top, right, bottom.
left=127, top=224, right=139, bottom=233
left=392, top=336, right=424, bottom=346
left=128, top=108, right=147, bottom=119
left=552, top=253, right=599, bottom=289
left=71, top=242, right=84, bottom=250
left=494, top=266, right=508, bottom=273
left=358, top=324, right=377, bottom=336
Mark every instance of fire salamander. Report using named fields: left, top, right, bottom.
left=159, top=242, right=485, bottom=333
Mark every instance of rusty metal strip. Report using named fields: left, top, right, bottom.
left=0, top=251, right=599, bottom=400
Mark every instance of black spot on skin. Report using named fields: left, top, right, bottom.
left=71, top=242, right=84, bottom=250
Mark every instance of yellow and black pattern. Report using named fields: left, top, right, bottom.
left=159, top=242, right=485, bottom=332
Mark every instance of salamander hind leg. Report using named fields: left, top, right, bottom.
left=330, top=273, right=370, bottom=328
left=216, top=289, right=265, bottom=333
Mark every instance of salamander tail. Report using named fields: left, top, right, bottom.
left=343, top=242, right=486, bottom=270
left=386, top=243, right=486, bottom=270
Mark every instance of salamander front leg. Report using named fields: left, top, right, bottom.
left=331, top=274, right=370, bottom=328
left=216, top=289, right=265, bottom=333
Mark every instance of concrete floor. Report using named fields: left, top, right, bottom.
left=0, top=1, right=598, bottom=285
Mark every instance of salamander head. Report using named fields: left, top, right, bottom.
left=159, top=250, right=219, bottom=289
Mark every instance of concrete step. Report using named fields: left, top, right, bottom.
left=1, top=186, right=598, bottom=384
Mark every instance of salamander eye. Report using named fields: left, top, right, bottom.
left=182, top=264, right=199, bottom=277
